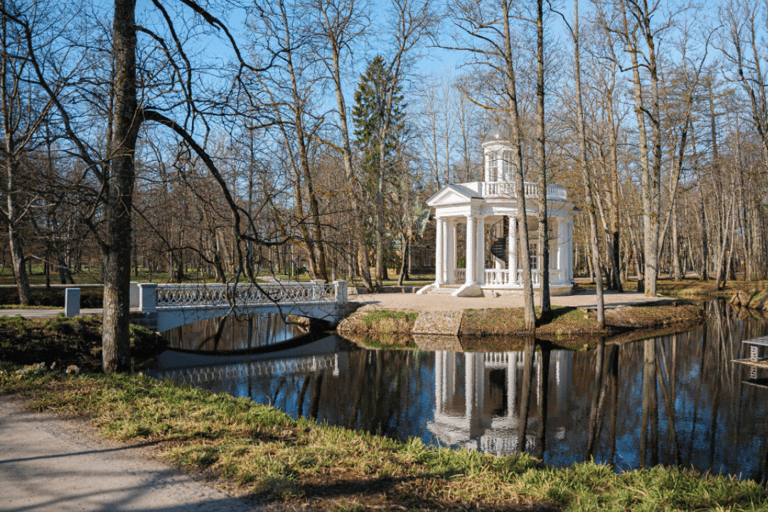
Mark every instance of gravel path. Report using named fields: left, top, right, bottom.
left=0, top=394, right=260, bottom=512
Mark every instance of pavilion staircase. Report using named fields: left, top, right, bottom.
left=489, top=219, right=508, bottom=265
left=428, top=285, right=460, bottom=295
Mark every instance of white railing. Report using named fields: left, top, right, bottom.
left=484, top=268, right=512, bottom=286
left=484, top=352, right=512, bottom=368
left=475, top=181, right=568, bottom=201
left=451, top=269, right=565, bottom=287
left=149, top=281, right=347, bottom=309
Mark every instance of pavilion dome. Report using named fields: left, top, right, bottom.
left=483, top=123, right=512, bottom=146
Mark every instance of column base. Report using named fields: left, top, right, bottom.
left=451, top=283, right=484, bottom=297
left=416, top=284, right=435, bottom=295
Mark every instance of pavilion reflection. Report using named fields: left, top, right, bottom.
left=427, top=345, right=568, bottom=455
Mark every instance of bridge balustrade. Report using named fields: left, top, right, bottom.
left=134, top=281, right=349, bottom=331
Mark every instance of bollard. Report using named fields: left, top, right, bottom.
left=129, top=282, right=139, bottom=308
left=64, top=288, right=80, bottom=318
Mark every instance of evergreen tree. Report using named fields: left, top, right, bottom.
left=352, top=55, right=408, bottom=285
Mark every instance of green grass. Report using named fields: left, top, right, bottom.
left=360, top=309, right=419, bottom=327
left=1, top=368, right=765, bottom=511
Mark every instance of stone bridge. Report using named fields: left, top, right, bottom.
left=131, top=281, right=350, bottom=332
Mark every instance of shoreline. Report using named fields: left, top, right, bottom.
left=338, top=291, right=707, bottom=344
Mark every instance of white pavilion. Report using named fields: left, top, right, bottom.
left=418, top=131, right=576, bottom=297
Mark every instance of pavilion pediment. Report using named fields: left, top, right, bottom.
left=427, top=184, right=481, bottom=207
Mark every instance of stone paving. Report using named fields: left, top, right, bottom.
left=351, top=289, right=667, bottom=313
left=0, top=394, right=260, bottom=512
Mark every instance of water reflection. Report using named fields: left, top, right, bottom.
left=147, top=300, right=768, bottom=480
left=164, top=313, right=303, bottom=352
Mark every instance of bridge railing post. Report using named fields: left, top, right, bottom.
left=129, top=282, right=139, bottom=307
left=334, top=280, right=348, bottom=305
left=138, top=282, right=158, bottom=313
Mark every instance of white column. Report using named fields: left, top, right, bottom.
left=476, top=215, right=485, bottom=285
left=465, top=215, right=476, bottom=284
left=495, top=220, right=504, bottom=270
left=446, top=219, right=456, bottom=284
left=435, top=217, right=444, bottom=285
left=560, top=217, right=568, bottom=284
left=509, top=216, right=518, bottom=285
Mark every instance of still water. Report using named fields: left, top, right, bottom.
left=144, top=301, right=768, bottom=481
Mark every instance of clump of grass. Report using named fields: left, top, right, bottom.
left=2, top=369, right=766, bottom=511
left=360, top=309, right=418, bottom=327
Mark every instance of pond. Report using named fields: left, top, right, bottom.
left=143, top=300, right=768, bottom=482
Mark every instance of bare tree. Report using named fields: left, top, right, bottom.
left=446, top=0, right=536, bottom=329
left=308, top=0, right=374, bottom=291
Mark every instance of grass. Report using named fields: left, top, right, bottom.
left=0, top=315, right=166, bottom=371
left=359, top=310, right=419, bottom=326
left=1, top=366, right=766, bottom=511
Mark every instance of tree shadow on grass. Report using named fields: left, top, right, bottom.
left=253, top=474, right=561, bottom=511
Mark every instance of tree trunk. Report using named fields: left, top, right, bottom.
left=501, top=0, right=535, bottom=330
left=8, top=220, right=30, bottom=305
left=328, top=40, right=373, bottom=291
left=102, top=0, right=139, bottom=373
left=398, top=234, right=409, bottom=286
left=535, top=0, right=550, bottom=313
left=573, top=0, right=604, bottom=327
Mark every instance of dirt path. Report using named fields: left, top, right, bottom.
left=0, top=394, right=260, bottom=511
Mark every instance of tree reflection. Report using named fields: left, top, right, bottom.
left=640, top=338, right=659, bottom=468
left=517, top=337, right=536, bottom=453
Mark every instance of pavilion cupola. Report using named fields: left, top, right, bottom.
left=482, top=126, right=515, bottom=183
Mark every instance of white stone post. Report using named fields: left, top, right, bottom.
left=333, top=280, right=348, bottom=304
left=476, top=215, right=485, bottom=285
left=509, top=216, right=518, bottom=284
left=138, top=282, right=158, bottom=313
left=465, top=215, right=476, bottom=284
left=129, top=282, right=139, bottom=308
left=435, top=217, right=445, bottom=286
left=64, top=288, right=80, bottom=318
